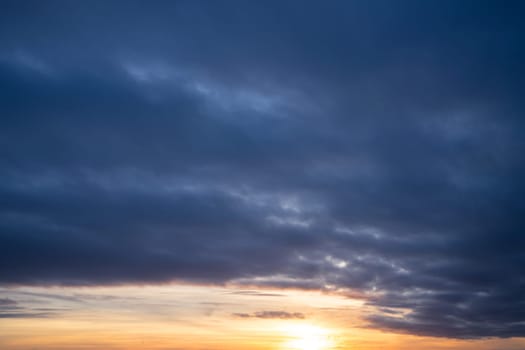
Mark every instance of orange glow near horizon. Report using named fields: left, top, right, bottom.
left=1, top=284, right=525, bottom=350
left=280, top=324, right=334, bottom=350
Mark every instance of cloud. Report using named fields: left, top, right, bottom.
left=0, top=297, right=58, bottom=319
left=226, top=290, right=284, bottom=297
left=0, top=312, right=54, bottom=319
left=232, top=311, right=305, bottom=320
left=1, top=0, right=525, bottom=339
left=0, top=298, right=18, bottom=308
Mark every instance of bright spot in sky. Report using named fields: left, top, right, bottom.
left=281, top=324, right=334, bottom=350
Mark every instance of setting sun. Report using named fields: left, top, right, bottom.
left=282, top=324, right=334, bottom=350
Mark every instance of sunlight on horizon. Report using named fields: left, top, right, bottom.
left=280, top=324, right=335, bottom=350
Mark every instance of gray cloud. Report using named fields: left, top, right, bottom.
left=0, top=297, right=59, bottom=319
left=233, top=311, right=305, bottom=320
left=0, top=298, right=17, bottom=306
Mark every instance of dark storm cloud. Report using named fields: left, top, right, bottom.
left=1, top=0, right=525, bottom=339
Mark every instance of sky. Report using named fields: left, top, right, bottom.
left=1, top=1, right=525, bottom=349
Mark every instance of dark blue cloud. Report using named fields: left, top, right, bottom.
left=1, top=0, right=525, bottom=339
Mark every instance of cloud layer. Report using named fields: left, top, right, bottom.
left=1, top=0, right=525, bottom=339
left=233, top=311, right=305, bottom=320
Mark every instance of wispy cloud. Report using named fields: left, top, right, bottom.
left=232, top=310, right=305, bottom=320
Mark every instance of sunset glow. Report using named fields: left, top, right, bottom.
left=281, top=324, right=334, bottom=350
